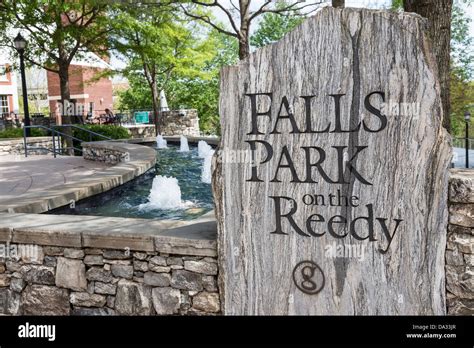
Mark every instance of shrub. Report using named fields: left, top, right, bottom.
left=72, top=125, right=131, bottom=142
left=0, top=128, right=47, bottom=139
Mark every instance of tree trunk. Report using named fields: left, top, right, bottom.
left=238, top=35, right=250, bottom=60
left=332, top=0, right=345, bottom=8
left=238, top=0, right=251, bottom=60
left=151, top=81, right=161, bottom=136
left=58, top=63, right=74, bottom=156
left=403, top=0, right=452, bottom=133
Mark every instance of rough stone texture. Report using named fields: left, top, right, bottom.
left=152, top=287, right=181, bottom=315
left=447, top=171, right=474, bottom=315
left=0, top=137, right=53, bottom=156
left=184, top=260, right=218, bottom=275
left=10, top=278, right=26, bottom=293
left=55, top=257, right=87, bottom=291
left=43, top=246, right=64, bottom=256
left=23, top=266, right=55, bottom=285
left=44, top=256, right=57, bottom=267
left=0, top=274, right=11, bottom=287
left=0, top=243, right=218, bottom=316
left=82, top=146, right=129, bottom=164
left=72, top=307, right=115, bottom=316
left=134, top=252, right=148, bottom=260
left=0, top=288, right=20, bottom=315
left=171, top=270, right=203, bottom=291
left=70, top=292, right=106, bottom=307
left=144, top=272, right=171, bottom=287
left=192, top=292, right=220, bottom=313
left=21, top=285, right=70, bottom=315
left=115, top=280, right=152, bottom=315
left=64, top=248, right=85, bottom=259
left=449, top=169, right=474, bottom=203
left=123, top=109, right=200, bottom=138
left=133, top=260, right=148, bottom=272
left=150, top=256, right=167, bottom=266
left=103, top=250, right=131, bottom=260
left=84, top=255, right=104, bottom=266
left=111, top=264, right=134, bottom=279
left=95, top=282, right=117, bottom=295
left=202, top=275, right=218, bottom=292
left=214, top=7, right=450, bottom=315
left=86, top=267, right=113, bottom=283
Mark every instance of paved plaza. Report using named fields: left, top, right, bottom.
left=0, top=155, right=110, bottom=205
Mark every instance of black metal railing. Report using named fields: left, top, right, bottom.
left=23, top=124, right=112, bottom=158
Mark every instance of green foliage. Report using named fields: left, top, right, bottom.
left=117, top=30, right=237, bottom=135
left=450, top=0, right=474, bottom=137
left=111, top=3, right=217, bottom=127
left=451, top=0, right=474, bottom=80
left=390, top=0, right=403, bottom=10
left=0, top=1, right=111, bottom=73
left=72, top=125, right=131, bottom=142
left=0, top=128, right=46, bottom=139
left=117, top=74, right=153, bottom=111
left=250, top=1, right=305, bottom=49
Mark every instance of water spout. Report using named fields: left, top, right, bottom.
left=201, top=150, right=215, bottom=184
left=179, top=135, right=190, bottom=152
left=140, top=175, right=190, bottom=210
left=156, top=135, right=168, bottom=149
left=198, top=140, right=212, bottom=158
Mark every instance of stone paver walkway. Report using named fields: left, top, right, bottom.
left=0, top=155, right=110, bottom=204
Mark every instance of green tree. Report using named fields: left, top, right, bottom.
left=111, top=4, right=215, bottom=135
left=180, top=0, right=322, bottom=60
left=250, top=1, right=305, bottom=49
left=449, top=0, right=474, bottom=137
left=118, top=31, right=237, bottom=135
left=0, top=0, right=111, bottom=153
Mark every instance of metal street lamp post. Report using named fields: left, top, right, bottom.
left=14, top=33, right=30, bottom=137
left=465, top=110, right=471, bottom=169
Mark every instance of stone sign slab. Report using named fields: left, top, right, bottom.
left=214, top=7, right=451, bottom=315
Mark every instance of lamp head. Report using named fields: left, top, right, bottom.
left=465, top=110, right=471, bottom=122
left=13, top=33, right=27, bottom=52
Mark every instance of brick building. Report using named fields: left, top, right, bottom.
left=0, top=51, right=20, bottom=118
left=47, top=52, right=113, bottom=124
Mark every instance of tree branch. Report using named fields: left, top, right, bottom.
left=179, top=4, right=239, bottom=38
left=189, top=1, right=240, bottom=36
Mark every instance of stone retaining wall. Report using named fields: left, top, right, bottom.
left=0, top=214, right=219, bottom=316
left=82, top=142, right=130, bottom=164
left=447, top=169, right=474, bottom=315
left=0, top=244, right=219, bottom=316
left=161, top=109, right=200, bottom=136
left=123, top=109, right=200, bottom=138
left=0, top=137, right=53, bottom=156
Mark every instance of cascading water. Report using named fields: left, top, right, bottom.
left=201, top=150, right=215, bottom=184
left=179, top=135, right=190, bottom=152
left=156, top=135, right=168, bottom=149
left=198, top=140, right=212, bottom=158
left=139, top=175, right=191, bottom=210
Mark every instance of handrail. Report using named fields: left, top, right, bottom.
left=53, top=124, right=113, bottom=141
left=23, top=124, right=113, bottom=158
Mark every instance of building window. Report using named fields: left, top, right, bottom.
left=0, top=95, right=9, bottom=116
left=0, top=65, right=8, bottom=82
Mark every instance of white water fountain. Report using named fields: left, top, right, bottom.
left=140, top=175, right=190, bottom=210
left=179, top=135, right=190, bottom=152
left=198, top=140, right=212, bottom=158
left=201, top=150, right=215, bottom=184
left=156, top=135, right=168, bottom=149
